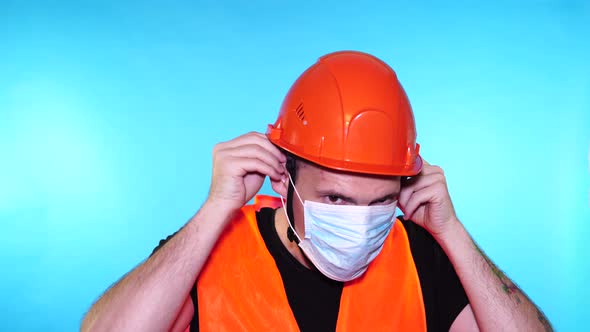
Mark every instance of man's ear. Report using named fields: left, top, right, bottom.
left=271, top=175, right=288, bottom=198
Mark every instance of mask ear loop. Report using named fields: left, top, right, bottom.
left=280, top=173, right=303, bottom=243
left=287, top=171, right=305, bottom=205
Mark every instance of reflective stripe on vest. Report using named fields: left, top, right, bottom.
left=195, top=195, right=426, bottom=331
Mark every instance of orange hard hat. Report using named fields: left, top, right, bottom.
left=267, top=51, right=422, bottom=176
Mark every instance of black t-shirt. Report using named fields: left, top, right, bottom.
left=152, top=208, right=469, bottom=332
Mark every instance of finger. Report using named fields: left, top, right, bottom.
left=228, top=156, right=283, bottom=181
left=271, top=177, right=288, bottom=197
left=222, top=144, right=285, bottom=176
left=418, top=163, right=444, bottom=176
left=223, top=132, right=286, bottom=163
left=399, top=173, right=445, bottom=210
left=252, top=134, right=288, bottom=163
left=402, top=186, right=437, bottom=220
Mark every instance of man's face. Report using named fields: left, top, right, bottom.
left=290, top=160, right=401, bottom=236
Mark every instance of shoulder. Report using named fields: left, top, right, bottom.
left=396, top=216, right=470, bottom=332
left=397, top=216, right=441, bottom=258
left=396, top=216, right=446, bottom=286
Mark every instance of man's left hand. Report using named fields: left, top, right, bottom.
left=398, top=160, right=459, bottom=239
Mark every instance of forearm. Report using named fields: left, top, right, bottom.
left=81, top=200, right=235, bottom=332
left=437, top=219, right=553, bottom=332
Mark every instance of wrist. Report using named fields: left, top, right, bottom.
left=433, top=217, right=466, bottom=249
left=189, top=198, right=239, bottom=229
left=204, top=196, right=241, bottom=214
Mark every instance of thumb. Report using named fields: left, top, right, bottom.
left=271, top=175, right=288, bottom=198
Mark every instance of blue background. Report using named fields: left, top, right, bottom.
left=1, top=1, right=588, bottom=331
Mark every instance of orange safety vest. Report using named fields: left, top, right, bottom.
left=195, top=195, right=426, bottom=331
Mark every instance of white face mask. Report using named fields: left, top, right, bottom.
left=281, top=173, right=397, bottom=282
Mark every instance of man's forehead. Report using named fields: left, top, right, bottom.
left=299, top=162, right=400, bottom=193
left=300, top=161, right=396, bottom=179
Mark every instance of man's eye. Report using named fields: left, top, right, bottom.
left=327, top=195, right=342, bottom=203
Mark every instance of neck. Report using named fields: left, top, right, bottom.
left=274, top=207, right=314, bottom=270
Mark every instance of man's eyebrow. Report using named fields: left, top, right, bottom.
left=369, top=193, right=398, bottom=205
left=315, top=190, right=357, bottom=204
left=315, top=191, right=398, bottom=205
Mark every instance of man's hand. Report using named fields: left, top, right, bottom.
left=207, top=132, right=287, bottom=213
left=398, top=160, right=459, bottom=239
left=399, top=160, right=554, bottom=331
left=81, top=132, right=288, bottom=332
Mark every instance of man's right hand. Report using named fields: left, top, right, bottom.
left=81, top=132, right=287, bottom=332
left=206, top=132, right=287, bottom=214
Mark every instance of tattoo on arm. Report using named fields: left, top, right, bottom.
left=473, top=241, right=554, bottom=331
left=473, top=242, right=522, bottom=303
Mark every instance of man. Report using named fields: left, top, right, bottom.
left=82, top=51, right=552, bottom=331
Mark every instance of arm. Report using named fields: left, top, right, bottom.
left=81, top=132, right=287, bottom=332
left=441, top=219, right=552, bottom=331
left=81, top=200, right=236, bottom=332
left=399, top=161, right=552, bottom=332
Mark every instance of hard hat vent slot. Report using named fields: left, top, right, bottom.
left=295, top=102, right=307, bottom=125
